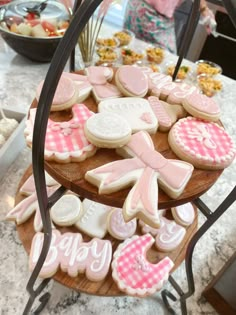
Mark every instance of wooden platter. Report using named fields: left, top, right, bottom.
left=16, top=166, right=198, bottom=296
left=30, top=68, right=223, bottom=210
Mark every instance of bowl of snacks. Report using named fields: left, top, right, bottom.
left=95, top=46, right=118, bottom=66
left=146, top=46, right=164, bottom=64
left=96, top=36, right=120, bottom=49
left=195, top=60, right=222, bottom=76
left=113, top=29, right=134, bottom=46
left=197, top=73, right=222, bottom=97
left=166, top=63, right=191, bottom=81
left=0, top=0, right=70, bottom=62
left=121, top=47, right=145, bottom=65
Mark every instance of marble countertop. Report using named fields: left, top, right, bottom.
left=0, top=30, right=235, bottom=315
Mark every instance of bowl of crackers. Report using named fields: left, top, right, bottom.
left=113, top=29, right=134, bottom=47
left=197, top=73, right=222, bottom=97
left=195, top=60, right=222, bottom=76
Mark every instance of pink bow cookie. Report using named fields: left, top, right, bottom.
left=25, top=104, right=97, bottom=163
left=85, top=131, right=193, bottom=228
left=112, top=234, right=174, bottom=296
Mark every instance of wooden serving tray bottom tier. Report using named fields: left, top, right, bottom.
left=16, top=166, right=198, bottom=296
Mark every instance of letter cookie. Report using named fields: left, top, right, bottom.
left=107, top=207, right=137, bottom=240
left=84, top=112, right=132, bottom=148
left=148, top=96, right=186, bottom=132
left=99, top=97, right=158, bottom=134
left=85, top=131, right=193, bottom=228
left=25, top=104, right=97, bottom=163
left=171, top=202, right=195, bottom=226
left=75, top=199, right=112, bottom=238
left=112, top=234, right=174, bottom=296
left=168, top=117, right=235, bottom=170
left=29, top=230, right=112, bottom=281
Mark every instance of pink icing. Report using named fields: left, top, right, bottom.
left=36, top=76, right=75, bottom=105
left=184, top=91, right=220, bottom=115
left=113, top=234, right=174, bottom=293
left=148, top=96, right=172, bottom=128
left=86, top=66, right=112, bottom=85
left=117, top=66, right=148, bottom=95
left=62, top=72, right=89, bottom=82
left=171, top=117, right=235, bottom=165
left=93, top=83, right=122, bottom=99
left=147, top=72, right=172, bottom=92
left=108, top=208, right=137, bottom=239
left=155, top=217, right=186, bottom=251
left=140, top=112, right=153, bottom=124
left=173, top=203, right=195, bottom=225
left=167, top=83, right=199, bottom=105
left=29, top=230, right=112, bottom=280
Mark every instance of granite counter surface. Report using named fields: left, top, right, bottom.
left=0, top=34, right=235, bottom=315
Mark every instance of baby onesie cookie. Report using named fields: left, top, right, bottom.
left=148, top=96, right=186, bottom=132
left=75, top=199, right=112, bottom=238
left=92, top=83, right=122, bottom=104
left=36, top=75, right=79, bottom=111
left=107, top=207, right=137, bottom=240
left=171, top=202, right=195, bottom=226
left=85, top=66, right=114, bottom=84
left=29, top=229, right=112, bottom=280
left=168, top=117, right=235, bottom=170
left=115, top=65, right=148, bottom=97
left=85, top=131, right=193, bottom=228
left=139, top=217, right=186, bottom=252
left=98, top=97, right=158, bottom=134
left=50, top=194, right=82, bottom=226
left=84, top=112, right=132, bottom=148
left=25, top=104, right=97, bottom=163
left=182, top=90, right=220, bottom=121
left=112, top=234, right=174, bottom=296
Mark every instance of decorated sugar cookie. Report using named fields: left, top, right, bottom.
left=115, top=65, right=148, bottom=97
left=107, top=207, right=137, bottom=240
left=98, top=97, right=158, bottom=134
left=85, top=131, right=193, bottom=228
left=171, top=202, right=195, bottom=226
left=168, top=117, right=235, bottom=170
left=166, top=82, right=199, bottom=105
left=139, top=217, right=186, bottom=252
left=75, top=199, right=112, bottom=238
left=50, top=194, right=82, bottom=226
left=148, top=96, right=186, bottom=132
left=84, top=112, right=132, bottom=148
left=112, top=234, right=174, bottom=296
left=182, top=90, right=220, bottom=121
left=25, top=104, right=97, bottom=163
left=29, top=229, right=112, bottom=280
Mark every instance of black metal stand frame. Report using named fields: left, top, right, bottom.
left=20, top=0, right=236, bottom=314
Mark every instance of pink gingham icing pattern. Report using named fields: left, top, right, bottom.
left=112, top=234, right=174, bottom=296
left=170, top=117, right=235, bottom=166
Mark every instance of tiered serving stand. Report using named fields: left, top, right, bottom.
left=12, top=0, right=236, bottom=314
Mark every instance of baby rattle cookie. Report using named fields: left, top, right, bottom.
left=148, top=96, right=187, bottom=132
left=50, top=194, right=82, bottom=226
left=171, top=202, right=195, bottom=226
left=29, top=229, right=112, bottom=280
left=98, top=97, right=158, bottom=134
left=168, top=117, right=235, bottom=170
left=112, top=234, right=174, bottom=296
left=75, top=199, right=112, bottom=239
left=115, top=65, right=148, bottom=97
left=107, top=207, right=137, bottom=240
left=25, top=104, right=97, bottom=163
left=84, top=112, right=132, bottom=148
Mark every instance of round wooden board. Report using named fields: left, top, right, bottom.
left=16, top=166, right=198, bottom=296
left=30, top=68, right=223, bottom=209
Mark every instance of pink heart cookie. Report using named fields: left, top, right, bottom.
left=168, top=117, right=235, bottom=170
left=29, top=229, right=112, bottom=280
left=171, top=202, right=195, bottom=226
left=107, top=207, right=137, bottom=240
left=112, top=234, right=174, bottom=296
left=25, top=104, right=97, bottom=163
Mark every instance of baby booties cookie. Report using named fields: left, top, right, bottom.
left=168, top=117, right=235, bottom=170
left=112, top=234, right=174, bottom=296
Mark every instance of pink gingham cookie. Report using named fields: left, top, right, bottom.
left=25, top=104, right=97, bottom=163
left=112, top=234, right=174, bottom=296
left=171, top=202, right=195, bottom=226
left=168, top=117, right=235, bottom=170
left=182, top=90, right=220, bottom=121
left=107, top=207, right=137, bottom=240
